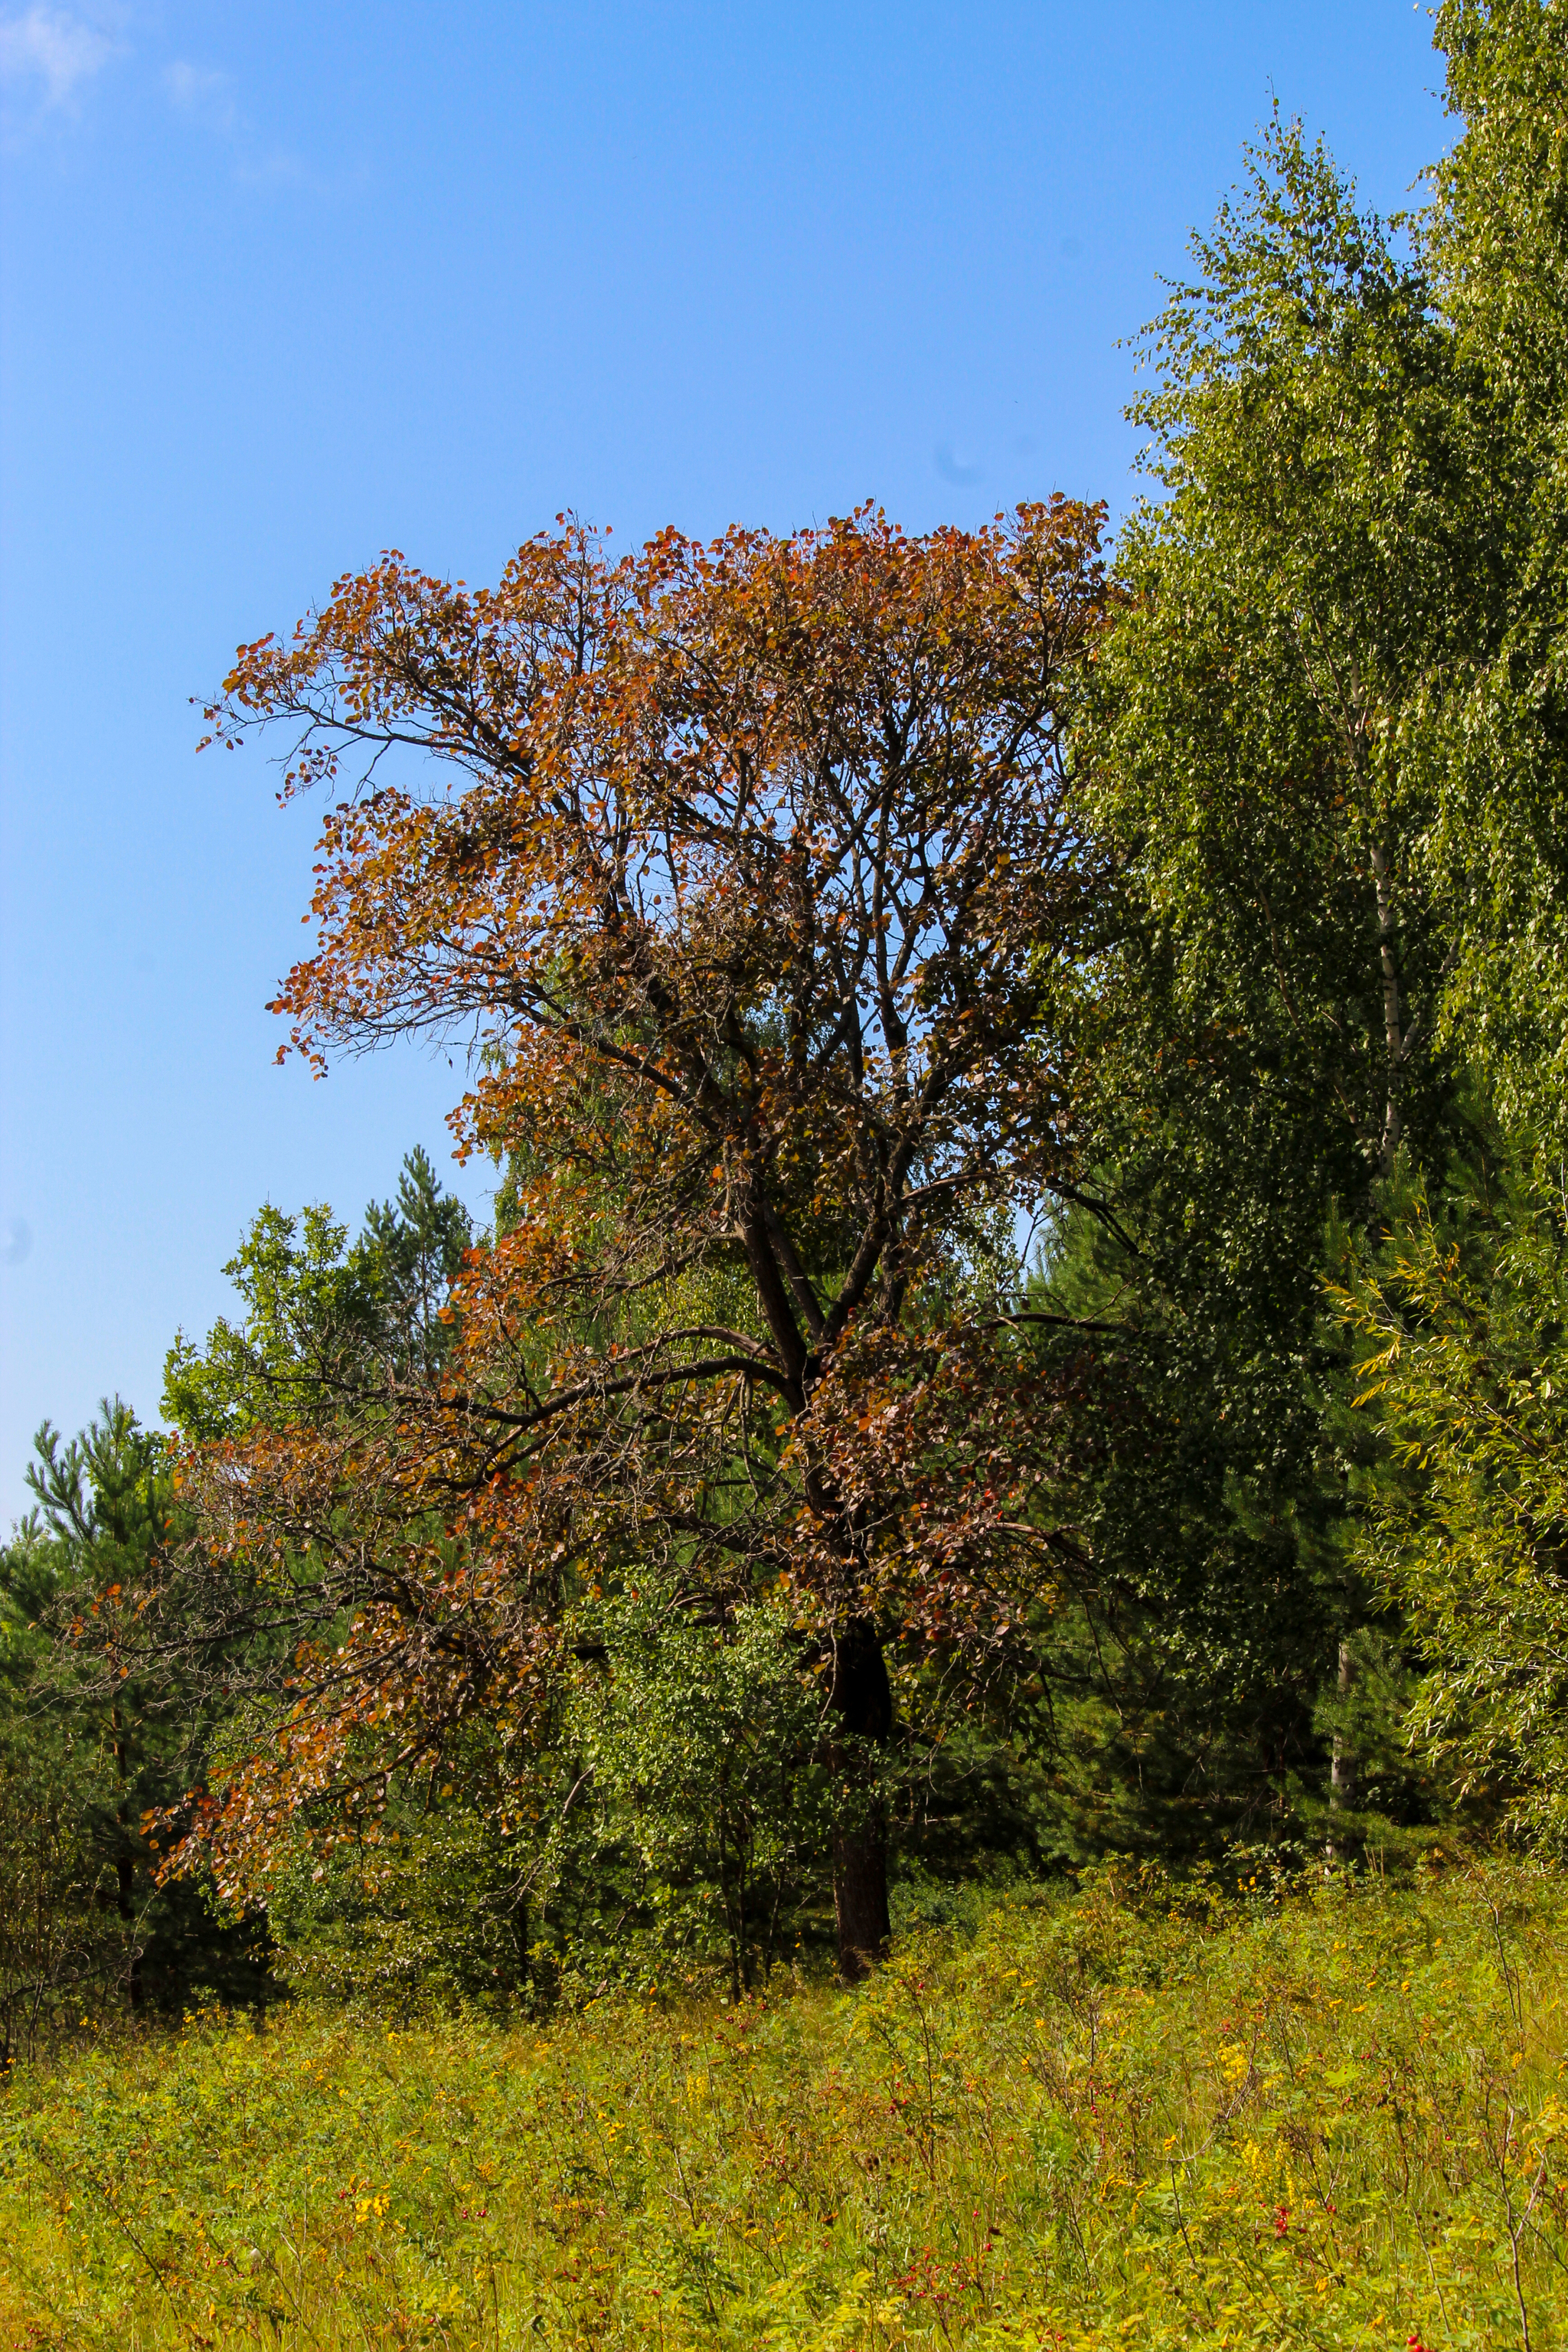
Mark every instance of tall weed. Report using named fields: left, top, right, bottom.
left=2, top=1862, right=1565, bottom=2348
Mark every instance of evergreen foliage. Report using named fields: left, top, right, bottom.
left=0, top=1404, right=270, bottom=2055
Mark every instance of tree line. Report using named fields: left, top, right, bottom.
left=5, top=0, right=1568, bottom=2038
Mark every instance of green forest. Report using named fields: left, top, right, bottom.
left=7, top=4, right=1568, bottom=2344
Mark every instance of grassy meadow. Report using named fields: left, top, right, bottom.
left=2, top=1863, right=1566, bottom=2350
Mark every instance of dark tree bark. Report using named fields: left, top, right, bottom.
left=828, top=1618, right=893, bottom=1982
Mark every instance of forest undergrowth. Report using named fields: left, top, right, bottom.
left=2, top=1860, right=1566, bottom=2352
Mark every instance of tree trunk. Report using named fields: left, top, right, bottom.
left=115, top=1848, right=143, bottom=2011
left=112, top=1701, right=144, bottom=2013
left=828, top=1617, right=892, bottom=1983
left=1328, top=1638, right=1358, bottom=1864
left=1369, top=840, right=1405, bottom=1180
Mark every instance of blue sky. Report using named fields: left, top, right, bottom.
left=1, top=2, right=1447, bottom=1519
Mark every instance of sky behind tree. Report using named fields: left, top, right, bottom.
left=0, top=1, right=1446, bottom=1517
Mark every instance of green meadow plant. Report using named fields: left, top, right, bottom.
left=3, top=1864, right=1565, bottom=2349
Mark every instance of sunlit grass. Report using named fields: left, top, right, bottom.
left=2, top=1860, right=1566, bottom=2348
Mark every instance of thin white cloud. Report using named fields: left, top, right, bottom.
left=0, top=5, right=119, bottom=107
left=163, top=57, right=235, bottom=131
left=163, top=53, right=337, bottom=193
left=234, top=145, right=336, bottom=194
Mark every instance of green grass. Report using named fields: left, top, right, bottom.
left=3, top=1861, right=1566, bottom=2349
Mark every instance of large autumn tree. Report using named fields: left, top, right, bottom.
left=171, top=501, right=1109, bottom=1976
